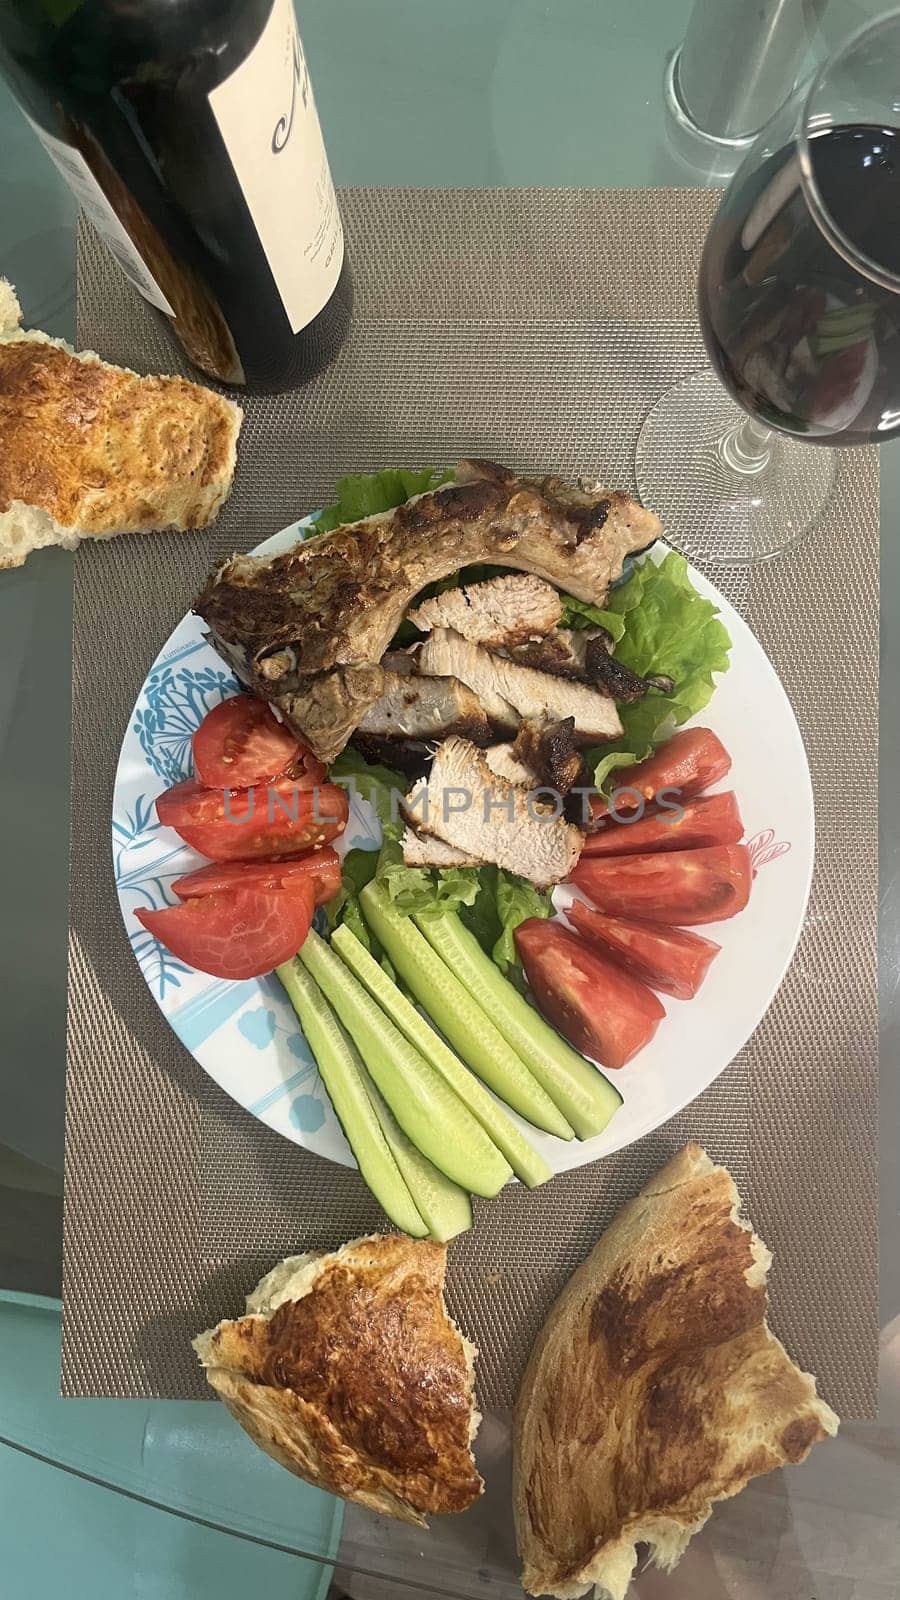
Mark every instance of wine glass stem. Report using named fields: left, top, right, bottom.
left=716, top=414, right=773, bottom=476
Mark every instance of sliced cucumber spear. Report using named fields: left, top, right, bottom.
left=360, top=882, right=574, bottom=1141
left=275, top=957, right=428, bottom=1238
left=333, top=924, right=553, bottom=1189
left=415, top=912, right=622, bottom=1141
left=362, top=1077, right=472, bottom=1241
left=298, top=929, right=512, bottom=1197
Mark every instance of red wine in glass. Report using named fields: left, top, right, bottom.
left=698, top=124, right=900, bottom=447
left=637, top=12, right=900, bottom=566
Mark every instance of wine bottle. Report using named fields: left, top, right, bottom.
left=0, top=0, right=352, bottom=391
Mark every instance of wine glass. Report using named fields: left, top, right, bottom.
left=637, top=8, right=900, bottom=565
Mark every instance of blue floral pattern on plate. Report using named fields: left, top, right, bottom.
left=111, top=520, right=352, bottom=1167
left=135, top=654, right=239, bottom=786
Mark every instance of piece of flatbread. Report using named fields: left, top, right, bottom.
left=193, top=1233, right=483, bottom=1525
left=513, top=1144, right=839, bottom=1599
left=0, top=278, right=241, bottom=569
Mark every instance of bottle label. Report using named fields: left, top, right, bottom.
left=209, top=0, right=344, bottom=335
left=24, top=113, right=175, bottom=317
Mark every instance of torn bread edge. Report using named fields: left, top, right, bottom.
left=514, top=1145, right=839, bottom=1600
left=193, top=1234, right=483, bottom=1527
left=0, top=277, right=242, bottom=569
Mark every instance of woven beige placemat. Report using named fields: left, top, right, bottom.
left=64, top=189, right=878, bottom=1416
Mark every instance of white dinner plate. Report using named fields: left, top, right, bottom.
left=113, top=520, right=813, bottom=1175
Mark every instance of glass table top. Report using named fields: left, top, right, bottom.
left=0, top=1, right=897, bottom=1595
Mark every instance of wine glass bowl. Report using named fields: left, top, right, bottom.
left=637, top=9, right=900, bottom=565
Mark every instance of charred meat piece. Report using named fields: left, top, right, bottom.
left=508, top=628, right=673, bottom=704
left=408, top=574, right=562, bottom=649
left=513, top=717, right=587, bottom=798
left=406, top=737, right=582, bottom=890
left=350, top=668, right=493, bottom=780
left=351, top=735, right=434, bottom=780
left=195, top=461, right=660, bottom=763
left=419, top=629, right=623, bottom=744
left=505, top=626, right=612, bottom=679
left=582, top=635, right=675, bottom=703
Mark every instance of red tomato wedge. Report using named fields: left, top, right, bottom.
left=171, top=848, right=342, bottom=908
left=582, top=791, right=743, bottom=857
left=572, top=843, right=751, bottom=926
left=135, top=881, right=314, bottom=980
left=192, top=696, right=301, bottom=788
left=515, top=918, right=664, bottom=1069
left=156, top=778, right=349, bottom=861
left=567, top=902, right=720, bottom=999
left=590, top=727, right=732, bottom=820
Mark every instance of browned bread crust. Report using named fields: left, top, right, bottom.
left=0, top=293, right=240, bottom=568
left=194, top=1233, right=483, bottom=1525
left=513, top=1144, right=838, bottom=1599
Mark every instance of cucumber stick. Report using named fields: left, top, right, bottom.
left=363, top=1077, right=472, bottom=1241
left=298, top=930, right=511, bottom=1196
left=360, top=883, right=574, bottom=1140
left=275, top=958, right=428, bottom=1238
left=416, top=912, right=623, bottom=1140
left=333, top=924, right=553, bottom=1188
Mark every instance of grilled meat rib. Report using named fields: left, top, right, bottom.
left=418, top=629, right=623, bottom=744
left=194, top=461, right=659, bottom=762
left=408, top=573, right=562, bottom=649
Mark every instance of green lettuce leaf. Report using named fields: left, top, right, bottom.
left=458, top=864, right=503, bottom=954
left=558, top=595, right=626, bottom=640
left=330, top=748, right=406, bottom=835
left=313, top=468, right=453, bottom=534
left=585, top=552, right=731, bottom=792
left=492, top=871, right=553, bottom=972
left=325, top=845, right=382, bottom=952
left=376, top=829, right=482, bottom=919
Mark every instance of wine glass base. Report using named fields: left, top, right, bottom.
left=635, top=370, right=837, bottom=566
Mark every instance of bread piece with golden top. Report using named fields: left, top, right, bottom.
left=0, top=278, right=241, bottom=570
left=513, top=1144, right=838, bottom=1599
left=193, top=1233, right=483, bottom=1525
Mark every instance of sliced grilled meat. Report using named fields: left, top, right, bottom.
left=402, top=827, right=481, bottom=869
left=357, top=671, right=491, bottom=743
left=350, top=669, right=493, bottom=779
left=418, top=629, right=623, bottom=744
left=406, top=737, right=582, bottom=890
left=408, top=574, right=562, bottom=648
left=195, top=461, right=660, bottom=762
left=483, top=744, right=535, bottom=786
left=381, top=648, right=418, bottom=675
